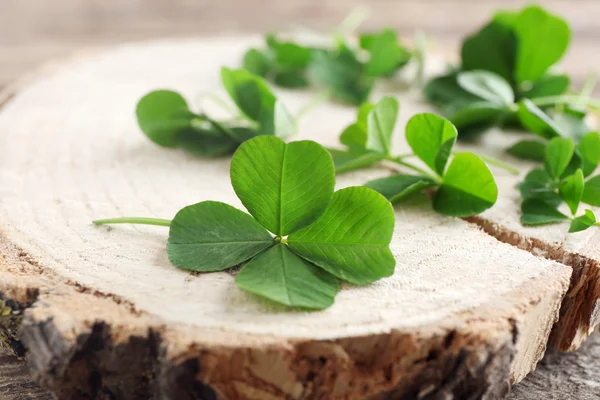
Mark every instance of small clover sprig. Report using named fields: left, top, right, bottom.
left=242, top=10, right=421, bottom=105
left=328, top=96, right=509, bottom=217
left=136, top=68, right=296, bottom=156
left=425, top=5, right=599, bottom=143
left=94, top=136, right=395, bottom=310
left=519, top=136, right=600, bottom=232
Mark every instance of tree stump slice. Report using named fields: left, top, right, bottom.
left=459, top=129, right=600, bottom=352
left=0, top=38, right=575, bottom=399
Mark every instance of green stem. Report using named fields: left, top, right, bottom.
left=477, top=154, right=520, bottom=175
left=388, top=156, right=440, bottom=183
left=207, top=118, right=245, bottom=142
left=580, top=72, right=598, bottom=98
left=295, top=90, right=331, bottom=121
left=530, top=95, right=600, bottom=111
left=395, top=153, right=417, bottom=159
left=334, top=5, right=371, bottom=36
left=93, top=217, right=171, bottom=227
left=202, top=93, right=238, bottom=116
left=594, top=222, right=600, bottom=227
left=412, top=30, right=427, bottom=87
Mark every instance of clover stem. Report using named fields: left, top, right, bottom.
left=295, top=90, right=331, bottom=121
left=201, top=93, right=238, bottom=117
left=530, top=95, right=600, bottom=111
left=476, top=154, right=520, bottom=175
left=335, top=5, right=371, bottom=36
left=208, top=119, right=253, bottom=142
left=273, top=236, right=288, bottom=244
left=388, top=156, right=440, bottom=183
left=93, top=217, right=171, bottom=227
left=580, top=72, right=598, bottom=98
left=395, top=153, right=417, bottom=159
left=412, top=30, right=427, bottom=87
left=595, top=222, right=600, bottom=227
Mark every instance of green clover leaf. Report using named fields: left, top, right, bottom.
left=235, top=244, right=339, bottom=309
left=432, top=153, right=498, bottom=217
left=308, top=44, right=373, bottom=106
left=457, top=70, right=515, bottom=106
left=513, top=6, right=571, bottom=83
left=167, top=201, right=273, bottom=272
left=360, top=29, right=411, bottom=77
left=578, top=132, right=600, bottom=177
left=328, top=97, right=398, bottom=174
left=461, top=19, right=517, bottom=83
left=332, top=102, right=501, bottom=217
left=365, top=175, right=437, bottom=204
left=230, top=136, right=335, bottom=236
left=569, top=210, right=597, bottom=233
left=136, top=90, right=197, bottom=147
left=135, top=69, right=296, bottom=156
left=558, top=169, right=584, bottom=215
left=328, top=148, right=384, bottom=174
left=544, top=137, right=575, bottom=180
left=405, top=112, right=458, bottom=176
left=426, top=5, right=576, bottom=139
left=582, top=175, right=600, bottom=207
left=366, top=96, right=399, bottom=155
left=518, top=168, right=562, bottom=207
left=288, top=187, right=396, bottom=285
left=507, top=140, right=546, bottom=162
left=517, top=99, right=566, bottom=139
left=521, top=199, right=569, bottom=226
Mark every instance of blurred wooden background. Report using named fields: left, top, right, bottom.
left=2, top=0, right=600, bottom=90
left=1, top=0, right=599, bottom=399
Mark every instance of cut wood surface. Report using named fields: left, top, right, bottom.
left=0, top=38, right=575, bottom=399
left=462, top=130, right=600, bottom=351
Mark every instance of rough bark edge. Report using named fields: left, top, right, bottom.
left=19, top=304, right=515, bottom=400
left=159, top=326, right=514, bottom=400
left=0, top=220, right=522, bottom=399
left=467, top=216, right=600, bottom=351
left=0, top=290, right=38, bottom=358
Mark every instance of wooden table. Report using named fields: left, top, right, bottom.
left=1, top=1, right=598, bottom=399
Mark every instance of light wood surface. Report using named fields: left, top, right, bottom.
left=0, top=38, right=571, bottom=398
left=1, top=1, right=599, bottom=399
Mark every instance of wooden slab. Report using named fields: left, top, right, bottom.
left=461, top=129, right=600, bottom=351
left=0, top=38, right=572, bottom=398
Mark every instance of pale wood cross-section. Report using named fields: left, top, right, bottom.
left=461, top=130, right=600, bottom=352
left=0, top=38, right=576, bottom=398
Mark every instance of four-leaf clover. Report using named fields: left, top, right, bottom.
left=97, top=136, right=396, bottom=310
